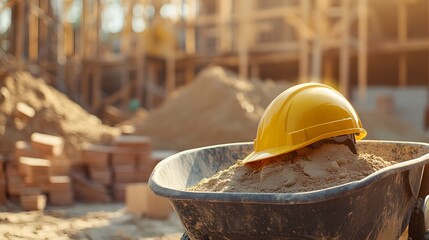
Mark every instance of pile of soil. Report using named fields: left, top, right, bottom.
left=130, top=66, right=291, bottom=150
left=0, top=71, right=120, bottom=162
left=187, top=144, right=395, bottom=193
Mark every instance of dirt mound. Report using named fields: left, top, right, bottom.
left=131, top=66, right=292, bottom=150
left=128, top=66, right=426, bottom=151
left=0, top=71, right=120, bottom=163
left=187, top=144, right=394, bottom=193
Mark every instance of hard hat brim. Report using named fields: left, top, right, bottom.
left=243, top=129, right=367, bottom=164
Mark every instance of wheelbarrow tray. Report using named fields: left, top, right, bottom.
left=149, top=140, right=429, bottom=240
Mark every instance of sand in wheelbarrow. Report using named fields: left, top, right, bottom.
left=187, top=144, right=395, bottom=193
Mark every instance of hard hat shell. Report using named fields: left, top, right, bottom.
left=243, top=83, right=367, bottom=163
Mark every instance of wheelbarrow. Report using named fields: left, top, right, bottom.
left=149, top=140, right=429, bottom=239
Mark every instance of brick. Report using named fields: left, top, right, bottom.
left=133, top=169, right=151, bottom=182
left=49, top=176, right=72, bottom=192
left=31, top=133, right=64, bottom=156
left=113, top=166, right=136, bottom=183
left=50, top=164, right=71, bottom=176
left=49, top=157, right=71, bottom=176
left=136, top=151, right=152, bottom=166
left=71, top=172, right=112, bottom=203
left=15, top=102, right=35, bottom=121
left=119, top=125, right=136, bottom=135
left=111, top=152, right=136, bottom=167
left=88, top=167, right=112, bottom=185
left=49, top=189, right=74, bottom=206
left=20, top=194, right=46, bottom=211
left=138, top=158, right=161, bottom=176
left=0, top=187, right=6, bottom=204
left=6, top=165, right=20, bottom=178
left=7, top=175, right=24, bottom=196
left=15, top=141, right=34, bottom=157
left=20, top=187, right=42, bottom=196
left=113, top=136, right=152, bottom=153
left=19, top=157, right=51, bottom=182
left=125, top=183, right=172, bottom=219
left=81, top=145, right=111, bottom=167
left=113, top=183, right=126, bottom=202
left=7, top=182, right=24, bottom=196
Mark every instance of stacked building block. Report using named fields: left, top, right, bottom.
left=4, top=133, right=74, bottom=210
left=48, top=176, right=73, bottom=205
left=72, top=172, right=112, bottom=203
left=125, top=183, right=172, bottom=219
left=82, top=136, right=156, bottom=202
left=82, top=145, right=112, bottom=185
left=6, top=164, right=24, bottom=199
left=15, top=102, right=35, bottom=122
left=113, top=136, right=152, bottom=184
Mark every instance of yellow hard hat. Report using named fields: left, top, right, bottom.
left=243, top=83, right=367, bottom=163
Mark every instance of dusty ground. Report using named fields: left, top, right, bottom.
left=0, top=203, right=184, bottom=240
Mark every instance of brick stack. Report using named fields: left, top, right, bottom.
left=5, top=132, right=74, bottom=210
left=80, top=145, right=113, bottom=202
left=112, top=135, right=152, bottom=182
left=48, top=176, right=73, bottom=205
left=81, top=136, right=155, bottom=202
left=6, top=164, right=24, bottom=200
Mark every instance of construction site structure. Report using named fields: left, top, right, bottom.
left=1, top=0, right=429, bottom=111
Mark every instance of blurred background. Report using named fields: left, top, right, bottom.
left=2, top=0, right=429, bottom=144
left=1, top=1, right=429, bottom=239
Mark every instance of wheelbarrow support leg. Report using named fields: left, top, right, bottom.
left=408, top=197, right=429, bottom=240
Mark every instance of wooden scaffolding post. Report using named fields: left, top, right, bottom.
left=15, top=0, right=25, bottom=62
left=339, top=0, right=351, bottom=97
left=185, top=0, right=196, bottom=54
left=238, top=0, right=250, bottom=80
left=311, top=0, right=323, bottom=81
left=299, top=0, right=310, bottom=83
left=218, top=0, right=232, bottom=53
left=358, top=0, right=368, bottom=100
left=29, top=0, right=40, bottom=62
left=398, top=0, right=408, bottom=87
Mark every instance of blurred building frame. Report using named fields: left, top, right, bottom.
left=1, top=0, right=429, bottom=112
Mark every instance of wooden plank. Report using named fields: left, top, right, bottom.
left=29, top=0, right=39, bottom=62
left=358, top=0, right=368, bottom=100
left=398, top=0, right=408, bottom=87
left=218, top=0, right=232, bottom=53
left=299, top=0, right=310, bottom=83
left=15, top=0, right=25, bottom=61
left=339, top=0, right=351, bottom=97
left=165, top=54, right=176, bottom=94
left=238, top=0, right=250, bottom=80
left=311, top=0, right=323, bottom=81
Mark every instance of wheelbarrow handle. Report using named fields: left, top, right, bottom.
left=408, top=196, right=429, bottom=240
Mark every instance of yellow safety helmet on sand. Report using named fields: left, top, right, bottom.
left=243, top=83, right=367, bottom=163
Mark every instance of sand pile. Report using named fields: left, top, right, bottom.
left=131, top=66, right=291, bottom=150
left=0, top=71, right=120, bottom=162
left=188, top=144, right=395, bottom=193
